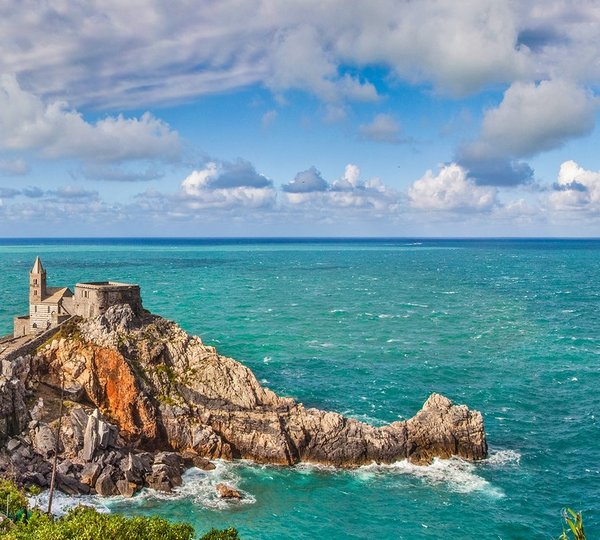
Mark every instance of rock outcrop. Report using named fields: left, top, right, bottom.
left=0, top=304, right=487, bottom=496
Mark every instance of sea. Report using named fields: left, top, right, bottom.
left=0, top=238, right=598, bottom=539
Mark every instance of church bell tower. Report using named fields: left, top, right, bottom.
left=29, top=256, right=47, bottom=304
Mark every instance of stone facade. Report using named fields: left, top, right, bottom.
left=74, top=282, right=142, bottom=318
left=13, top=257, right=142, bottom=338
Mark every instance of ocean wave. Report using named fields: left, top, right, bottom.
left=292, top=458, right=503, bottom=498
left=357, top=458, right=504, bottom=498
left=485, top=449, right=521, bottom=466
left=135, top=462, right=256, bottom=511
left=30, top=461, right=256, bottom=516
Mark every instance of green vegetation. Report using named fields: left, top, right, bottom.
left=0, top=481, right=239, bottom=540
left=559, top=508, right=586, bottom=540
left=0, top=480, right=28, bottom=524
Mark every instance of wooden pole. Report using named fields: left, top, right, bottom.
left=47, top=373, right=65, bottom=516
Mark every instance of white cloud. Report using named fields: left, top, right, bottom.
left=180, top=160, right=276, bottom=209
left=0, top=0, right=542, bottom=108
left=0, top=157, right=28, bottom=175
left=408, top=163, right=497, bottom=211
left=0, top=74, right=181, bottom=163
left=283, top=163, right=399, bottom=211
left=282, top=167, right=328, bottom=193
left=549, top=160, right=600, bottom=211
left=464, top=80, right=597, bottom=161
left=358, top=114, right=403, bottom=144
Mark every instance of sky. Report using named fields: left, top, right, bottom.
left=1, top=1, right=600, bottom=237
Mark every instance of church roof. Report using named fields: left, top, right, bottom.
left=31, top=256, right=44, bottom=274
left=41, top=287, right=73, bottom=304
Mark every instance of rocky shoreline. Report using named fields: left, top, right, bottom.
left=0, top=304, right=487, bottom=498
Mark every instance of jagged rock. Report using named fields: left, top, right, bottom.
left=146, top=464, right=174, bottom=493
left=8, top=304, right=487, bottom=499
left=80, top=462, right=102, bottom=486
left=21, top=471, right=47, bottom=488
left=81, top=409, right=117, bottom=461
left=30, top=398, right=44, bottom=421
left=181, top=451, right=216, bottom=470
left=122, top=452, right=144, bottom=483
left=6, top=438, right=21, bottom=452
left=57, top=473, right=89, bottom=495
left=216, top=483, right=242, bottom=499
left=69, top=406, right=88, bottom=445
left=0, top=377, right=29, bottom=444
left=56, top=459, right=73, bottom=475
left=31, top=424, right=57, bottom=458
left=1, top=355, right=30, bottom=383
left=64, top=382, right=85, bottom=402
left=153, top=451, right=183, bottom=471
left=116, top=479, right=138, bottom=498
left=95, top=467, right=119, bottom=496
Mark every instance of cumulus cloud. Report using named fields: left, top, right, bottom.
left=549, top=160, right=600, bottom=211
left=459, top=79, right=597, bottom=185
left=408, top=163, right=498, bottom=211
left=468, top=80, right=596, bottom=158
left=180, top=160, right=276, bottom=209
left=358, top=114, right=404, bottom=144
left=282, top=167, right=329, bottom=193
left=0, top=74, right=181, bottom=164
left=283, top=164, right=398, bottom=211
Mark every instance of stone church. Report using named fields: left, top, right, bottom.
left=13, top=257, right=142, bottom=338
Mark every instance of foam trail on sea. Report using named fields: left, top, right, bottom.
left=357, top=458, right=505, bottom=498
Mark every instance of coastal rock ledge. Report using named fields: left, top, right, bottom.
left=0, top=304, right=487, bottom=495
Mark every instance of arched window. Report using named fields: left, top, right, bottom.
left=32, top=323, right=37, bottom=329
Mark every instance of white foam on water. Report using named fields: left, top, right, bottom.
left=485, top=449, right=522, bottom=466
left=357, top=458, right=505, bottom=498
left=28, top=490, right=112, bottom=517
left=134, top=461, right=256, bottom=511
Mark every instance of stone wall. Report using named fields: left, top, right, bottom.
left=74, top=282, right=142, bottom=319
left=13, top=316, right=29, bottom=338
left=1, top=318, right=72, bottom=363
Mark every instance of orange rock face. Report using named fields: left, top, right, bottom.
left=88, top=347, right=163, bottom=447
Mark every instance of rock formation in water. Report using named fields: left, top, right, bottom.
left=0, top=304, right=487, bottom=497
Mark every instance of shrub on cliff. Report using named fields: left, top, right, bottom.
left=0, top=480, right=239, bottom=540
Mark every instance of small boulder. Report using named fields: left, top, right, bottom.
left=80, top=462, right=102, bottom=486
left=215, top=483, right=242, bottom=499
left=32, top=424, right=57, bottom=458
left=57, top=473, right=90, bottom=496
left=94, top=466, right=119, bottom=496
left=6, top=438, right=21, bottom=452
left=116, top=479, right=139, bottom=498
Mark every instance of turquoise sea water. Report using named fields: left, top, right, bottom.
left=1, top=239, right=599, bottom=539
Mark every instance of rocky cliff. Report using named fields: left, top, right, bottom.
left=0, top=304, right=487, bottom=497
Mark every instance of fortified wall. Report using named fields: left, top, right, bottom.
left=74, top=282, right=142, bottom=319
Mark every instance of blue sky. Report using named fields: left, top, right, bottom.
left=1, top=1, right=600, bottom=237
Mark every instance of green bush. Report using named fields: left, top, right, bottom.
left=0, top=480, right=28, bottom=521
left=200, top=528, right=240, bottom=540
left=3, top=507, right=195, bottom=540
left=0, top=479, right=240, bottom=540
